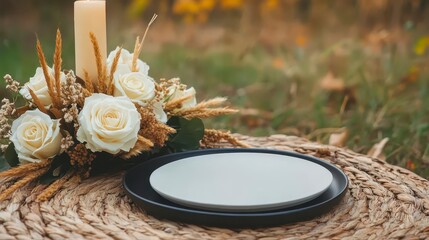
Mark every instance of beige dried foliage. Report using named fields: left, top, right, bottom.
left=367, top=138, right=389, bottom=161
left=171, top=97, right=238, bottom=119
left=50, top=107, right=63, bottom=119
left=320, top=72, right=345, bottom=92
left=132, top=36, right=141, bottom=72
left=83, top=70, right=94, bottom=93
left=107, top=47, right=122, bottom=94
left=0, top=167, right=48, bottom=201
left=0, top=159, right=52, bottom=178
left=54, top=29, right=62, bottom=106
left=164, top=94, right=194, bottom=112
left=28, top=88, right=49, bottom=114
left=36, top=170, right=76, bottom=202
left=137, top=106, right=176, bottom=146
left=201, top=129, right=251, bottom=148
left=329, top=128, right=348, bottom=147
left=36, top=38, right=59, bottom=108
left=89, top=32, right=106, bottom=93
left=120, top=135, right=154, bottom=159
left=132, top=14, right=158, bottom=72
left=179, top=108, right=238, bottom=120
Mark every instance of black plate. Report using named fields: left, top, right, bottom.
left=123, top=149, right=348, bottom=228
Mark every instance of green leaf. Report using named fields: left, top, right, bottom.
left=0, top=155, right=10, bottom=171
left=4, top=143, right=19, bottom=167
left=39, top=154, right=70, bottom=185
left=167, top=116, right=204, bottom=152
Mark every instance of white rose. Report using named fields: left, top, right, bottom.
left=152, top=101, right=168, bottom=123
left=19, top=67, right=66, bottom=108
left=76, top=94, right=141, bottom=154
left=10, top=109, right=62, bottom=163
left=106, top=47, right=149, bottom=75
left=167, top=86, right=197, bottom=109
left=113, top=72, right=156, bottom=106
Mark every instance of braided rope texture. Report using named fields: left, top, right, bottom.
left=0, top=134, right=428, bottom=239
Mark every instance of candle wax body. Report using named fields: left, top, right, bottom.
left=74, top=0, right=107, bottom=82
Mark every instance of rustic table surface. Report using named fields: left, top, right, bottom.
left=1, top=134, right=428, bottom=239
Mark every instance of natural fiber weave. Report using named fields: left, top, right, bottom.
left=1, top=134, right=429, bottom=239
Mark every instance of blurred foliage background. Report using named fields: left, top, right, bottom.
left=1, top=0, right=429, bottom=177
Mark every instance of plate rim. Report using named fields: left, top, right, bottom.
left=123, top=148, right=349, bottom=227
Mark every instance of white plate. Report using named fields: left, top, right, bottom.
left=149, top=152, right=333, bottom=212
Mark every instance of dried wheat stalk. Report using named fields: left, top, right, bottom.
left=164, top=94, right=194, bottom=112
left=36, top=38, right=59, bottom=108
left=131, top=14, right=157, bottom=72
left=120, top=135, right=154, bottom=159
left=177, top=108, right=238, bottom=119
left=53, top=29, right=62, bottom=107
left=83, top=70, right=94, bottom=93
left=0, top=167, right=48, bottom=201
left=28, top=88, right=49, bottom=114
left=131, top=37, right=141, bottom=72
left=202, top=129, right=251, bottom=148
left=0, top=159, right=53, bottom=178
left=36, top=170, right=76, bottom=202
left=107, top=47, right=122, bottom=94
left=89, top=32, right=106, bottom=93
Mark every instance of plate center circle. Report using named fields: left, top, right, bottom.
left=149, top=152, right=333, bottom=212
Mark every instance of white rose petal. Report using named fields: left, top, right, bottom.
left=20, top=67, right=66, bottom=108
left=167, top=86, right=197, bottom=109
left=76, top=94, right=141, bottom=154
left=10, top=109, right=62, bottom=163
left=113, top=72, right=156, bottom=106
left=152, top=101, right=168, bottom=123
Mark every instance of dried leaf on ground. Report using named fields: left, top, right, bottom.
left=367, top=138, right=389, bottom=161
left=329, top=128, right=348, bottom=147
left=320, top=72, right=345, bottom=92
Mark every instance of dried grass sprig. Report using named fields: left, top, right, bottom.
left=14, top=106, right=31, bottom=116
left=137, top=106, right=176, bottom=146
left=107, top=47, right=122, bottom=94
left=177, top=108, right=238, bottom=119
left=0, top=167, right=48, bottom=201
left=50, top=107, right=63, bottom=119
left=89, top=32, right=106, bottom=93
left=131, top=37, right=141, bottom=72
left=0, top=159, right=52, bottom=178
left=202, top=129, right=251, bottom=148
left=175, top=97, right=227, bottom=113
left=164, top=94, right=194, bottom=112
left=53, top=29, right=62, bottom=106
left=120, top=135, right=154, bottom=159
left=171, top=97, right=237, bottom=119
left=36, top=38, right=59, bottom=108
left=132, top=14, right=157, bottom=72
left=83, top=70, right=94, bottom=93
left=36, top=170, right=76, bottom=202
left=28, top=88, right=49, bottom=114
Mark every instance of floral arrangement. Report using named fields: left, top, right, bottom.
left=0, top=29, right=248, bottom=202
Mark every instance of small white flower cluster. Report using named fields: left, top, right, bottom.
left=61, top=71, right=85, bottom=106
left=62, top=103, right=79, bottom=126
left=0, top=99, right=13, bottom=142
left=1, top=98, right=16, bottom=117
left=60, top=134, right=74, bottom=153
left=4, top=74, right=20, bottom=93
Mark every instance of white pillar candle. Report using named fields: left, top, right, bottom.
left=74, top=0, right=107, bottom=82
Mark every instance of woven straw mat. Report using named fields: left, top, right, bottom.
left=0, top=134, right=429, bottom=239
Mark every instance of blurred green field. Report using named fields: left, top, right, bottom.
left=1, top=0, right=429, bottom=177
